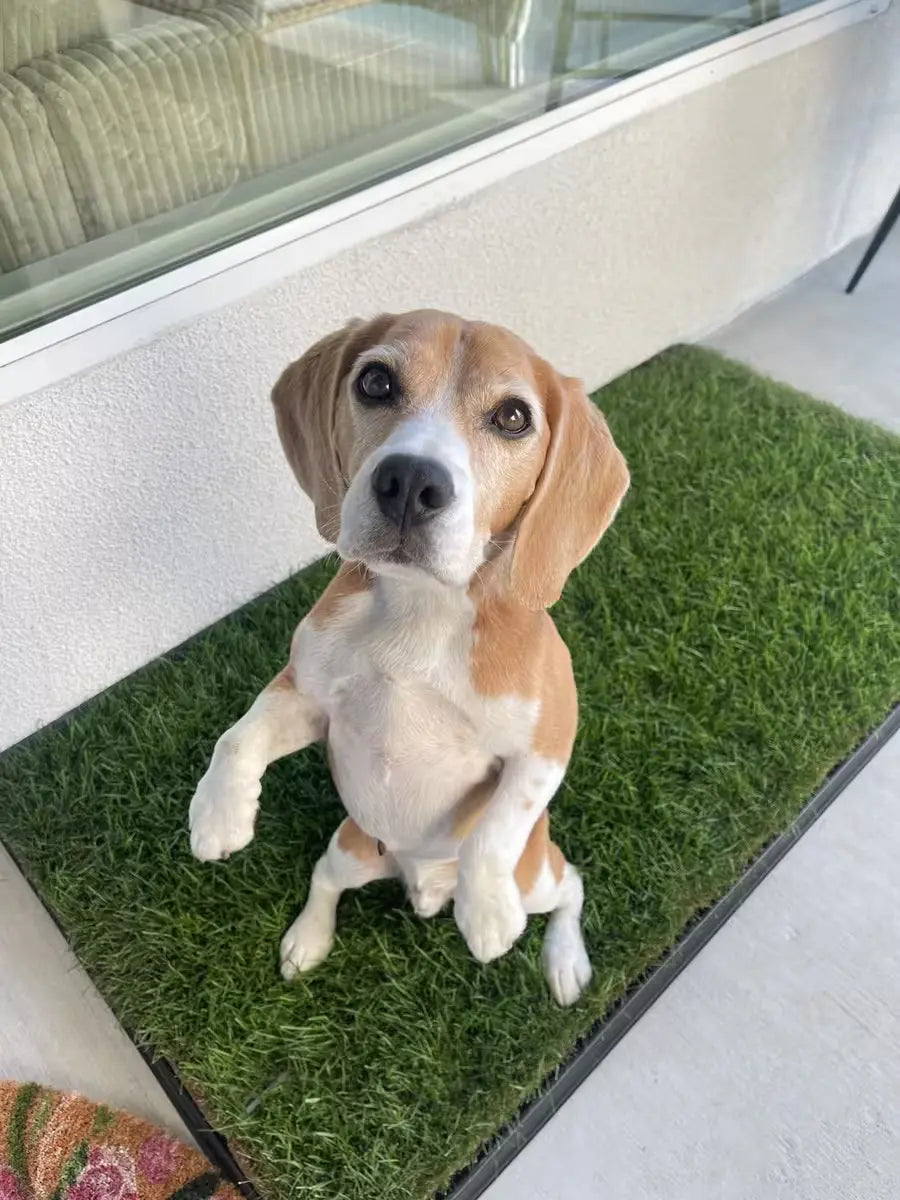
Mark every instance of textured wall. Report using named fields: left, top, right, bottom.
left=1, top=6, right=898, bottom=750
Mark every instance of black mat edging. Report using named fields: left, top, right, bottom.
left=4, top=704, right=897, bottom=1200
left=442, top=700, right=900, bottom=1199
left=0, top=832, right=260, bottom=1198
left=140, top=1054, right=260, bottom=1200
left=0, top=829, right=259, bottom=1198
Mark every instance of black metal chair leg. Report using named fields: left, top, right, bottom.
left=846, top=183, right=900, bottom=294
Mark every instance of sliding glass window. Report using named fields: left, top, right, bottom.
left=0, top=0, right=808, bottom=339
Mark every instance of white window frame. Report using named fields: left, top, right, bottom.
left=0, top=0, right=888, bottom=404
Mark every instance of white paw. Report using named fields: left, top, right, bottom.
left=454, top=863, right=527, bottom=963
left=543, top=919, right=592, bottom=1006
left=280, top=910, right=335, bottom=980
left=188, top=764, right=261, bottom=861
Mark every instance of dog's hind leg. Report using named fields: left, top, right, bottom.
left=516, top=813, right=592, bottom=1007
left=280, top=819, right=397, bottom=979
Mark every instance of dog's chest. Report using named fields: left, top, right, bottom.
left=295, top=589, right=534, bottom=850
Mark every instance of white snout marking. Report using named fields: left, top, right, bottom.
left=337, top=415, right=480, bottom=585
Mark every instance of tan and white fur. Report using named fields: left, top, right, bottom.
left=188, top=311, right=629, bottom=1005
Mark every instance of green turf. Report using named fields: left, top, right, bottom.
left=1, top=346, right=898, bottom=1200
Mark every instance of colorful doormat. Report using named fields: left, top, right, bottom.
left=1, top=347, right=897, bottom=1200
left=0, top=1081, right=239, bottom=1200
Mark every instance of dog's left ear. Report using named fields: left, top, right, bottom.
left=509, top=371, right=630, bottom=610
left=272, top=314, right=394, bottom=542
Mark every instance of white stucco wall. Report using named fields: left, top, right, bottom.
left=1, top=4, right=898, bottom=751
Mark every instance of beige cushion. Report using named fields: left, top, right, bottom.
left=1, top=0, right=105, bottom=73
left=211, top=13, right=432, bottom=173
left=3, top=2, right=433, bottom=273
left=0, top=71, right=85, bottom=272
left=129, top=0, right=263, bottom=14
left=127, top=0, right=527, bottom=37
left=16, top=18, right=249, bottom=240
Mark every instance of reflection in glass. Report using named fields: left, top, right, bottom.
left=0, top=0, right=798, bottom=338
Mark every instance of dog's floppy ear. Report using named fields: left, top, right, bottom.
left=509, top=370, right=629, bottom=610
left=272, top=315, right=393, bottom=542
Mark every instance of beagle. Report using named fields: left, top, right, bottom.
left=189, top=311, right=629, bottom=1005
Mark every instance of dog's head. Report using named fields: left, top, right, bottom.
left=272, top=310, right=629, bottom=609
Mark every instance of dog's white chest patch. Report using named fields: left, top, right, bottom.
left=294, top=586, right=535, bottom=854
left=326, top=670, right=490, bottom=848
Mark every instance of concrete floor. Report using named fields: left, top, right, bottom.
left=0, top=842, right=187, bottom=1134
left=0, top=228, right=897, bottom=1186
left=709, top=227, right=900, bottom=433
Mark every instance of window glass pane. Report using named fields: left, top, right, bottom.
left=0, top=0, right=812, bottom=340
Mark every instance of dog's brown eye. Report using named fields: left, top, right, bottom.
left=356, top=363, right=394, bottom=404
left=491, top=399, right=532, bottom=437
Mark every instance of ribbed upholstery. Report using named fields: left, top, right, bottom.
left=0, top=0, right=462, bottom=288
left=129, top=0, right=263, bottom=14
left=0, top=0, right=105, bottom=73
left=129, top=0, right=527, bottom=38
left=128, top=0, right=349, bottom=22
left=0, top=71, right=85, bottom=272
left=213, top=14, right=431, bottom=173
left=16, top=18, right=249, bottom=240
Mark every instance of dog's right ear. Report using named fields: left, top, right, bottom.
left=272, top=315, right=394, bottom=542
left=508, top=370, right=629, bottom=611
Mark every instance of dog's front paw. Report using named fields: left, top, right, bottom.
left=188, top=765, right=261, bottom=861
left=280, top=910, right=335, bottom=980
left=454, top=862, right=527, bottom=963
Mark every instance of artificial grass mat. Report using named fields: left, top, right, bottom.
left=1, top=345, right=898, bottom=1200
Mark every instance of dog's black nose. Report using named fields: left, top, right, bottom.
left=372, top=455, right=454, bottom=531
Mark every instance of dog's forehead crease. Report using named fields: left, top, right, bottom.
left=370, top=315, right=543, bottom=415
